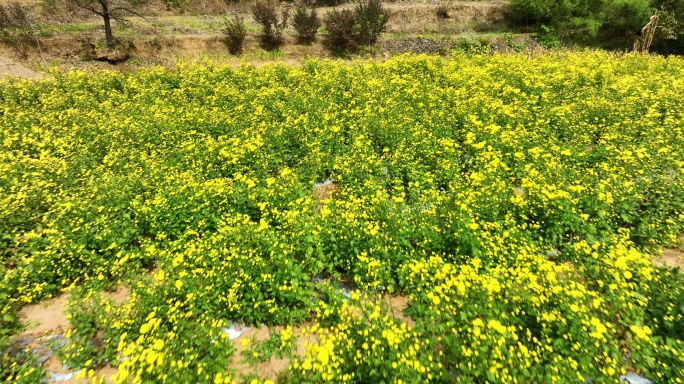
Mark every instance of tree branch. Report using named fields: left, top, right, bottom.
left=74, top=0, right=104, bottom=16
left=109, top=6, right=148, bottom=21
left=82, top=4, right=105, bottom=17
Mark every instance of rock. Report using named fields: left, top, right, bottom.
left=383, top=37, right=451, bottom=55
left=620, top=372, right=653, bottom=384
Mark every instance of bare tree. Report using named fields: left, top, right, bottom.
left=73, top=0, right=142, bottom=49
left=634, top=11, right=660, bottom=54
left=0, top=2, right=47, bottom=63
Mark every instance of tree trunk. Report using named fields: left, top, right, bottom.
left=100, top=0, right=114, bottom=49
left=103, top=13, right=114, bottom=48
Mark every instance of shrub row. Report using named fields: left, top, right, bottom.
left=223, top=0, right=388, bottom=54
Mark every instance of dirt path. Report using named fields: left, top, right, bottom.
left=0, top=54, right=44, bottom=79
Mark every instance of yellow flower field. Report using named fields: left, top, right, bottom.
left=1, top=52, right=683, bottom=383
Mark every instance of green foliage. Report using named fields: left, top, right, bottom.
left=1, top=53, right=684, bottom=382
left=646, top=267, right=684, bottom=340
left=651, top=0, right=684, bottom=52
left=533, top=24, right=562, bottom=49
left=60, top=284, right=130, bottom=370
left=638, top=266, right=684, bottom=380
left=508, top=0, right=653, bottom=44
left=292, top=6, right=321, bottom=44
left=606, top=0, right=654, bottom=36
left=652, top=0, right=684, bottom=16
left=354, top=0, right=388, bottom=46
left=223, top=15, right=247, bottom=54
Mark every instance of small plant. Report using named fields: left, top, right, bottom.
left=504, top=32, right=526, bottom=52
left=435, top=4, right=450, bottom=19
left=223, top=15, right=247, bottom=54
left=292, top=6, right=320, bottom=44
left=452, top=37, right=491, bottom=54
left=0, top=291, right=44, bottom=382
left=241, top=326, right=295, bottom=365
left=251, top=0, right=289, bottom=50
left=533, top=24, right=561, bottom=50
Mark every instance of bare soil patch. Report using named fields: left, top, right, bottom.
left=18, top=286, right=130, bottom=337
left=43, top=357, right=118, bottom=384
left=18, top=295, right=70, bottom=337
left=383, top=294, right=414, bottom=327
left=0, top=53, right=44, bottom=79
left=654, top=247, right=684, bottom=270
left=229, top=324, right=317, bottom=383
left=313, top=182, right=338, bottom=201
left=385, top=1, right=507, bottom=34
left=17, top=287, right=129, bottom=383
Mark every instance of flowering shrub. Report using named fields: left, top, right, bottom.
left=1, top=52, right=684, bottom=382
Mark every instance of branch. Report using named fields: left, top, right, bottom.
left=109, top=6, right=148, bottom=22
left=86, top=5, right=104, bottom=17
left=75, top=1, right=105, bottom=17
left=108, top=13, right=134, bottom=27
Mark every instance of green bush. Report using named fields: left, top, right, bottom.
left=639, top=266, right=684, bottom=380
left=322, top=0, right=388, bottom=52
left=223, top=15, right=247, bottom=54
left=322, top=8, right=359, bottom=52
left=603, top=0, right=654, bottom=40
left=532, top=24, right=562, bottom=48
left=652, top=0, right=684, bottom=51
left=355, top=0, right=388, bottom=46
left=292, top=6, right=321, bottom=44
left=251, top=0, right=289, bottom=50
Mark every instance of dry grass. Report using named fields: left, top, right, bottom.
left=385, top=1, right=507, bottom=34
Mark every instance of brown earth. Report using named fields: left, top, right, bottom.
left=18, top=294, right=70, bottom=337
left=383, top=293, right=414, bottom=327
